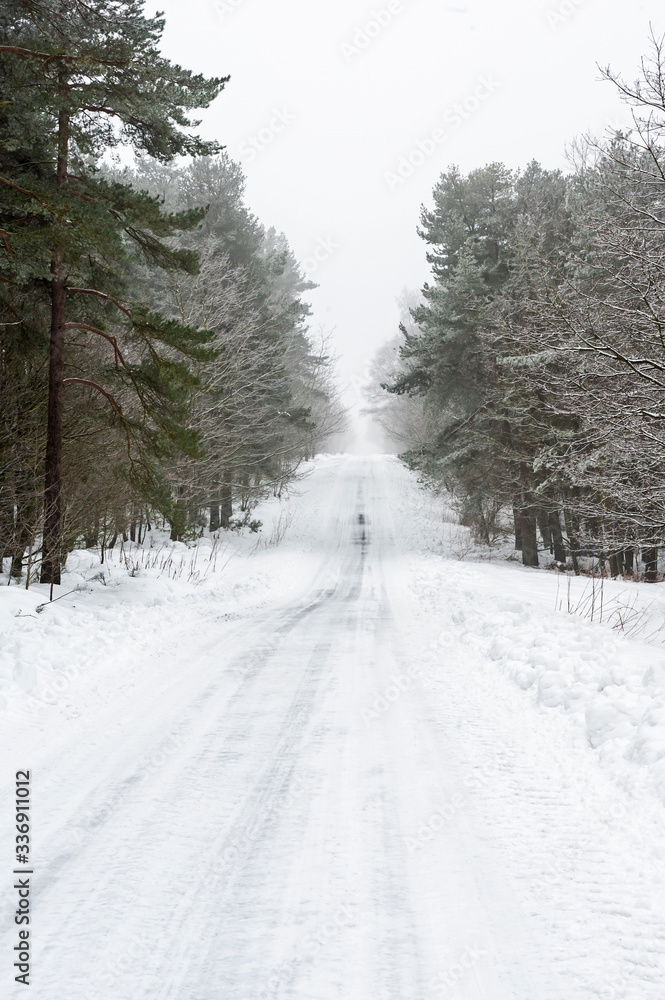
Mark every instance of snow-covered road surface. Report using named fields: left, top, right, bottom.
left=3, top=456, right=665, bottom=999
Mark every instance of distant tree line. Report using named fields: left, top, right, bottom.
left=0, top=0, right=344, bottom=587
left=372, top=33, right=665, bottom=579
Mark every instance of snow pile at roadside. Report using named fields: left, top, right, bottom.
left=368, top=454, right=665, bottom=807
left=406, top=560, right=665, bottom=800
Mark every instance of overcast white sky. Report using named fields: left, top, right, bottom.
left=157, top=0, right=656, bottom=430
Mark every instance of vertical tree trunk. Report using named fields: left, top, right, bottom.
left=513, top=505, right=523, bottom=551
left=10, top=543, right=25, bottom=581
left=623, top=549, right=635, bottom=576
left=11, top=498, right=37, bottom=582
left=40, top=80, right=69, bottom=589
left=220, top=470, right=233, bottom=529
left=614, top=550, right=625, bottom=577
left=209, top=504, right=220, bottom=532
left=537, top=511, right=552, bottom=553
left=518, top=508, right=539, bottom=568
left=40, top=267, right=67, bottom=587
left=170, top=487, right=186, bottom=541
left=643, top=547, right=659, bottom=584
left=25, top=535, right=34, bottom=590
left=549, top=511, right=567, bottom=565
left=516, top=465, right=539, bottom=568
left=239, top=473, right=250, bottom=512
left=564, top=508, right=580, bottom=576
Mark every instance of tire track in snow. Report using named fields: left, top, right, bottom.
left=29, top=472, right=363, bottom=996
left=8, top=457, right=663, bottom=999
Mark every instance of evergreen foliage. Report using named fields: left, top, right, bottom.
left=379, top=34, right=665, bottom=579
left=0, top=1, right=344, bottom=584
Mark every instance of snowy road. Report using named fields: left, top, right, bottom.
left=4, top=457, right=665, bottom=998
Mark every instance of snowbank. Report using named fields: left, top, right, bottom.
left=370, top=457, right=665, bottom=807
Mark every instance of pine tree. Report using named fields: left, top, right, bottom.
left=387, top=164, right=522, bottom=551
left=1, top=0, right=228, bottom=584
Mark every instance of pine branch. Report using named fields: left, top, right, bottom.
left=64, top=323, right=127, bottom=368
left=0, top=45, right=130, bottom=69
left=65, top=287, right=133, bottom=319
left=63, top=377, right=123, bottom=413
left=0, top=176, right=48, bottom=207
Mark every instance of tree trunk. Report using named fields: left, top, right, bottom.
left=239, top=473, right=250, bottom=512
left=221, top=470, right=233, bottom=529
left=623, top=549, right=635, bottom=576
left=9, top=493, right=37, bottom=583
left=209, top=504, right=220, bottom=532
left=537, top=511, right=552, bottom=553
left=564, top=508, right=580, bottom=576
left=614, top=550, right=625, bottom=578
left=40, top=266, right=67, bottom=587
left=10, top=548, right=24, bottom=581
left=516, top=465, right=538, bottom=568
left=25, top=536, right=34, bottom=590
left=643, top=547, right=659, bottom=584
left=40, top=83, right=69, bottom=589
left=517, top=508, right=539, bottom=568
left=549, top=511, right=567, bottom=565
left=513, top=505, right=523, bottom=551
left=170, top=487, right=186, bottom=541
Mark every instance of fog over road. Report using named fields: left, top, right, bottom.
left=4, top=457, right=665, bottom=999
